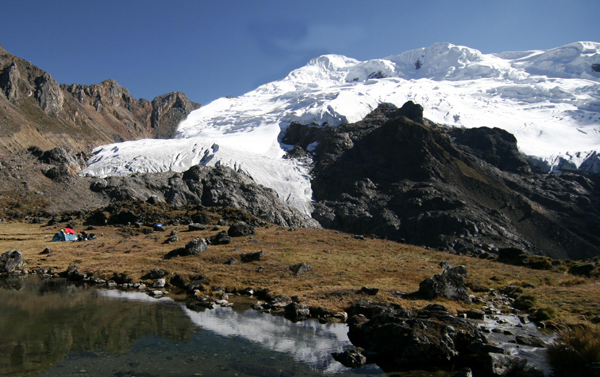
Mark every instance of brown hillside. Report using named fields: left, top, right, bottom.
left=0, top=45, right=200, bottom=155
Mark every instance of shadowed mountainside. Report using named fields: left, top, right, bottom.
left=283, top=102, right=600, bottom=260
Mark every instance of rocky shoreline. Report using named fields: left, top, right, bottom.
left=1, top=241, right=575, bottom=377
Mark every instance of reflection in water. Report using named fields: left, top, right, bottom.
left=183, top=305, right=354, bottom=374
left=0, top=277, right=385, bottom=377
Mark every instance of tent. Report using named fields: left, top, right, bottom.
left=51, top=229, right=78, bottom=242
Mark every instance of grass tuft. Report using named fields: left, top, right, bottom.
left=547, top=325, right=600, bottom=376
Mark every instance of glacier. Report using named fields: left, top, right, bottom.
left=81, top=41, right=600, bottom=215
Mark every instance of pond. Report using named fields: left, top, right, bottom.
left=0, top=277, right=390, bottom=377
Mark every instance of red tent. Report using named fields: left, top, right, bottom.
left=64, top=228, right=75, bottom=235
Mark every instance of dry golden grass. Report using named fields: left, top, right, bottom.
left=2, top=220, right=598, bottom=320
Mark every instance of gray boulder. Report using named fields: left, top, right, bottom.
left=418, top=265, right=472, bottom=303
left=290, top=262, right=312, bottom=276
left=185, top=238, right=208, bottom=255
left=0, top=250, right=24, bottom=273
left=228, top=221, right=256, bottom=237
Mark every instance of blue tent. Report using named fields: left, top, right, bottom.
left=51, top=229, right=78, bottom=242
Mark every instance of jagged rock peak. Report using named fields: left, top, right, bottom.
left=151, top=92, right=201, bottom=138
left=61, top=79, right=136, bottom=111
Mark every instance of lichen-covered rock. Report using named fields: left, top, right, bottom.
left=0, top=249, right=24, bottom=273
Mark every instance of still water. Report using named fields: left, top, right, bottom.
left=0, top=277, right=387, bottom=377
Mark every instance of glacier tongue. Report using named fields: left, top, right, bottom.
left=81, top=41, right=600, bottom=215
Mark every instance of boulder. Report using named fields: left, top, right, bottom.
left=240, top=251, right=265, bottom=263
left=146, top=269, right=170, bottom=281
left=484, top=353, right=529, bottom=377
left=332, top=348, right=367, bottom=368
left=0, top=250, right=24, bottom=273
left=418, top=265, right=472, bottom=303
left=360, top=287, right=379, bottom=295
left=188, top=223, right=207, bottom=231
left=209, top=231, right=231, bottom=245
left=515, top=334, right=547, bottom=348
left=347, top=303, right=488, bottom=368
left=185, top=238, right=208, bottom=254
left=228, top=221, right=256, bottom=237
left=569, top=263, right=596, bottom=277
left=290, top=262, right=312, bottom=276
left=284, top=302, right=311, bottom=321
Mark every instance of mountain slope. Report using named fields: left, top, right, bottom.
left=82, top=42, right=600, bottom=215
left=0, top=45, right=200, bottom=155
left=304, top=102, right=600, bottom=259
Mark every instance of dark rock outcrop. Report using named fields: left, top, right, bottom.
left=418, top=265, right=472, bottom=303
left=344, top=301, right=544, bottom=376
left=295, top=102, right=600, bottom=259
left=347, top=303, right=487, bottom=367
left=240, top=251, right=265, bottom=263
left=92, top=165, right=318, bottom=228
left=228, top=221, right=256, bottom=237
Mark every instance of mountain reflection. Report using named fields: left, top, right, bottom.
left=0, top=278, right=385, bottom=377
left=0, top=277, right=197, bottom=377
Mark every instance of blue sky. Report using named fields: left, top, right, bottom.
left=2, top=0, right=598, bottom=105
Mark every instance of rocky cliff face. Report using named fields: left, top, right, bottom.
left=283, top=102, right=600, bottom=260
left=0, top=46, right=200, bottom=154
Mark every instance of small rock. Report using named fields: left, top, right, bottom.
left=290, top=262, right=312, bottom=275
left=360, top=287, right=379, bottom=295
left=188, top=223, right=207, bottom=231
left=515, top=334, right=547, bottom=348
left=240, top=251, right=265, bottom=263
left=332, top=348, right=367, bottom=368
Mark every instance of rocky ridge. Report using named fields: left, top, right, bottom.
left=0, top=45, right=200, bottom=154
left=283, top=102, right=600, bottom=260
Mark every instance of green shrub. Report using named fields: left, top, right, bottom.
left=535, top=306, right=557, bottom=321
left=503, top=285, right=523, bottom=298
left=547, top=325, right=600, bottom=376
left=513, top=294, right=537, bottom=310
left=526, top=256, right=553, bottom=270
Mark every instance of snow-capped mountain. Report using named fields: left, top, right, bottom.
left=81, top=41, right=600, bottom=215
